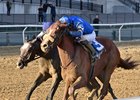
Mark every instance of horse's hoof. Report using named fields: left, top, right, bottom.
left=46, top=96, right=52, bottom=100
left=87, top=97, right=92, bottom=100
left=97, top=95, right=104, bottom=100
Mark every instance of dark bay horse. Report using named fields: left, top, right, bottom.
left=41, top=21, right=137, bottom=100
left=17, top=38, right=62, bottom=100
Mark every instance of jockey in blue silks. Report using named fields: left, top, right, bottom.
left=59, top=16, right=104, bottom=59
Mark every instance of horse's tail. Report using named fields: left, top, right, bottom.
left=117, top=57, right=138, bottom=69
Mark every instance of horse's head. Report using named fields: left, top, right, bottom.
left=41, top=21, right=67, bottom=53
left=17, top=39, right=41, bottom=69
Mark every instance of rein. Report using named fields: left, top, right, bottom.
left=20, top=53, right=40, bottom=63
left=61, top=58, right=73, bottom=69
left=20, top=40, right=41, bottom=63
left=56, top=26, right=76, bottom=69
left=48, top=25, right=68, bottom=49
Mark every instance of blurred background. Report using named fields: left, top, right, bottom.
left=0, top=0, right=140, bottom=45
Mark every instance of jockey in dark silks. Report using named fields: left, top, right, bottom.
left=59, top=16, right=104, bottom=59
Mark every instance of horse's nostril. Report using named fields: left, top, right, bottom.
left=43, top=44, right=47, bottom=47
left=17, top=62, right=21, bottom=66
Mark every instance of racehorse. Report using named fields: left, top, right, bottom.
left=17, top=38, right=118, bottom=100
left=17, top=38, right=62, bottom=100
left=41, top=20, right=137, bottom=100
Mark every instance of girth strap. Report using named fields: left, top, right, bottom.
left=79, top=40, right=96, bottom=80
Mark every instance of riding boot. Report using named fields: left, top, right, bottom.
left=84, top=42, right=96, bottom=61
left=80, top=40, right=96, bottom=62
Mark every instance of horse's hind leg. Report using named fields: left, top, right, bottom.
left=98, top=73, right=117, bottom=99
left=98, top=67, right=115, bottom=100
left=46, top=73, right=62, bottom=100
left=87, top=78, right=101, bottom=100
left=108, top=83, right=117, bottom=99
left=26, top=72, right=50, bottom=100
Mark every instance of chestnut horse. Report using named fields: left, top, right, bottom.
left=17, top=38, right=118, bottom=100
left=17, top=39, right=117, bottom=100
left=41, top=21, right=137, bottom=100
left=17, top=38, right=62, bottom=100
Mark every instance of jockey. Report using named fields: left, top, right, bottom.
left=59, top=16, right=104, bottom=59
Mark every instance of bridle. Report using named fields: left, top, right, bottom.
left=19, top=40, right=40, bottom=65
left=46, top=24, right=76, bottom=69
left=47, top=24, right=68, bottom=48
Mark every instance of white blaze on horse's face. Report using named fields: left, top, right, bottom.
left=41, top=23, right=60, bottom=53
left=17, top=42, right=31, bottom=69
left=20, top=42, right=32, bottom=59
left=21, top=43, right=30, bottom=50
left=20, top=43, right=30, bottom=53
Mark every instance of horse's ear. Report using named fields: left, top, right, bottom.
left=32, top=35, right=36, bottom=40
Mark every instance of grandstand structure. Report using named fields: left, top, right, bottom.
left=0, top=0, right=140, bottom=24
left=0, top=0, right=140, bottom=46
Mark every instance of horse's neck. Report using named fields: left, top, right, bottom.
left=57, top=35, right=75, bottom=66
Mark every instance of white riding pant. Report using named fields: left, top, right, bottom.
left=80, top=31, right=104, bottom=51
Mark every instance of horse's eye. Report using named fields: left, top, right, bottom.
left=56, top=27, right=59, bottom=30
left=48, top=40, right=52, bottom=45
left=28, top=46, right=33, bottom=52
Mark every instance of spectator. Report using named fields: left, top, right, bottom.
left=42, top=1, right=51, bottom=22
left=50, top=3, right=56, bottom=22
left=38, top=4, right=43, bottom=23
left=6, top=0, right=12, bottom=16
left=93, top=14, right=100, bottom=36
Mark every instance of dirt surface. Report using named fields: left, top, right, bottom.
left=0, top=42, right=140, bottom=100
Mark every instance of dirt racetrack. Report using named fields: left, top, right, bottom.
left=0, top=42, right=140, bottom=100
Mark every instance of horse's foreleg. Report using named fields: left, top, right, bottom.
left=46, top=73, right=62, bottom=100
left=63, top=80, right=70, bottom=100
left=26, top=72, right=50, bottom=100
left=68, top=76, right=87, bottom=100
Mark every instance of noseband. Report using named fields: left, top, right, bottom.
left=19, top=42, right=40, bottom=64
left=48, top=25, right=68, bottom=47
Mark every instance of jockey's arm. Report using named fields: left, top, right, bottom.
left=69, top=23, right=84, bottom=37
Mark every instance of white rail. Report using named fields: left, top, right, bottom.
left=0, top=25, right=42, bottom=43
left=0, top=22, right=140, bottom=43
